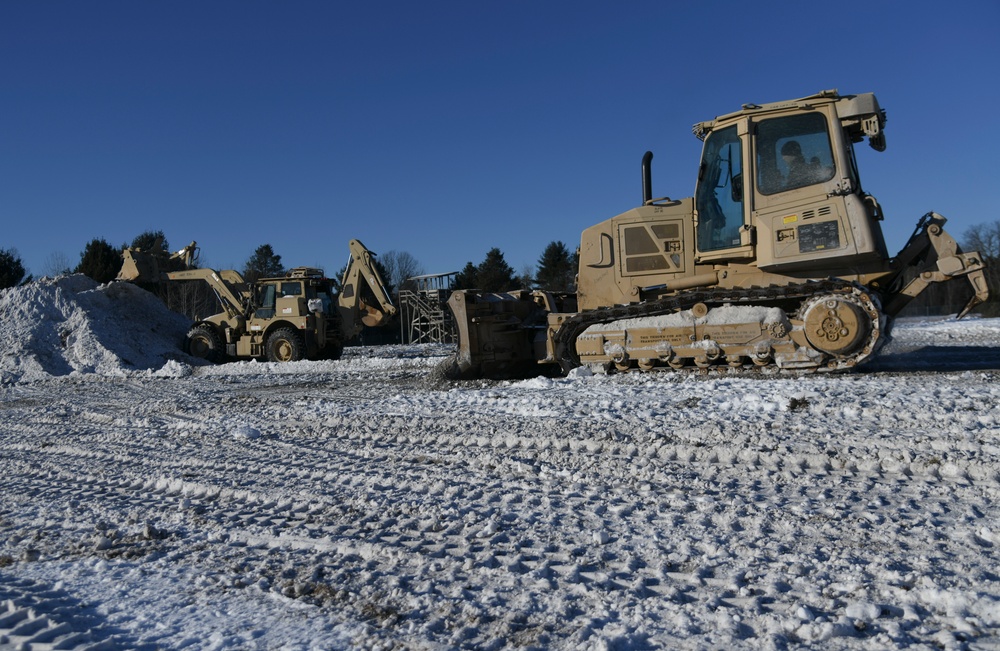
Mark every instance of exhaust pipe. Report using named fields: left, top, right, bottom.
left=642, top=151, right=653, bottom=205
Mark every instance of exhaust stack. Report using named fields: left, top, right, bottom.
left=642, top=151, right=653, bottom=205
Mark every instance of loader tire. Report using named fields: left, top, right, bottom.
left=186, top=324, right=225, bottom=363
left=266, top=328, right=304, bottom=363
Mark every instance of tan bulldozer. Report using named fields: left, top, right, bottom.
left=118, top=239, right=396, bottom=363
left=448, top=90, right=990, bottom=378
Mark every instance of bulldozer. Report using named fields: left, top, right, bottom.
left=448, top=90, right=990, bottom=378
left=118, top=239, right=396, bottom=363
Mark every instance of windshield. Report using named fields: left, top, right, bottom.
left=756, top=113, right=835, bottom=195
left=696, top=125, right=744, bottom=252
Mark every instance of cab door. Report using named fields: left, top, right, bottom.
left=694, top=119, right=754, bottom=261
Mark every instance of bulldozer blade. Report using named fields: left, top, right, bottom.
left=447, top=290, right=549, bottom=379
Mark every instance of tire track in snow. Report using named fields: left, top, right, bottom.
left=3, top=360, right=1000, bottom=647
left=0, top=575, right=118, bottom=650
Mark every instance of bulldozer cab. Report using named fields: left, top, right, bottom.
left=693, top=90, right=889, bottom=270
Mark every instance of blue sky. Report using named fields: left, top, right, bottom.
left=2, top=1, right=998, bottom=280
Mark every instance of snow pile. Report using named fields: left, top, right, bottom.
left=0, top=275, right=192, bottom=383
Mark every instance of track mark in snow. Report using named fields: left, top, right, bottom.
left=1, top=331, right=1000, bottom=648
left=0, top=576, right=117, bottom=650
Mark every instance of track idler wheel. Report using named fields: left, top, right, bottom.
left=801, top=295, right=871, bottom=356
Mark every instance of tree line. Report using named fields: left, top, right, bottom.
left=453, top=241, right=578, bottom=293
left=0, top=233, right=431, bottom=293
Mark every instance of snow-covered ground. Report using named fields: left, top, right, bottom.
left=1, top=276, right=999, bottom=650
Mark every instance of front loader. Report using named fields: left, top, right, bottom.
left=448, top=90, right=990, bottom=378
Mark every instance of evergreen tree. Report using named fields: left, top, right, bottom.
left=243, top=244, right=285, bottom=282
left=0, top=248, right=27, bottom=289
left=75, top=238, right=122, bottom=283
left=476, top=248, right=516, bottom=292
left=452, top=262, right=478, bottom=290
left=534, top=241, right=576, bottom=292
left=130, top=230, right=169, bottom=253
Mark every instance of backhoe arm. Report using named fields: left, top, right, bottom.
left=883, top=213, right=990, bottom=318
left=166, top=268, right=249, bottom=320
left=338, top=239, right=398, bottom=339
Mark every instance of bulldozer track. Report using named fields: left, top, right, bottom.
left=554, top=279, right=887, bottom=375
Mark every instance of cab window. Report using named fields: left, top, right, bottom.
left=756, top=113, right=835, bottom=195
left=696, top=125, right=744, bottom=252
left=280, top=282, right=302, bottom=296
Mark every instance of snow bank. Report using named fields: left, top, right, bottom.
left=0, top=275, right=193, bottom=383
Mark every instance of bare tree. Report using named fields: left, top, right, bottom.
left=43, top=251, right=73, bottom=277
left=165, top=281, right=219, bottom=321
left=517, top=263, right=535, bottom=290
left=379, top=250, right=424, bottom=293
left=963, top=221, right=1000, bottom=316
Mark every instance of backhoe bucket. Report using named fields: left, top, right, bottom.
left=116, top=248, right=159, bottom=283
left=360, top=301, right=392, bottom=327
left=116, top=241, right=199, bottom=284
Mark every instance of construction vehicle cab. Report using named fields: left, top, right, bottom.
left=579, top=91, right=899, bottom=312
left=691, top=90, right=887, bottom=270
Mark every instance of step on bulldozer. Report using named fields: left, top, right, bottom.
left=118, top=239, right=396, bottom=363
left=448, top=90, right=990, bottom=378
